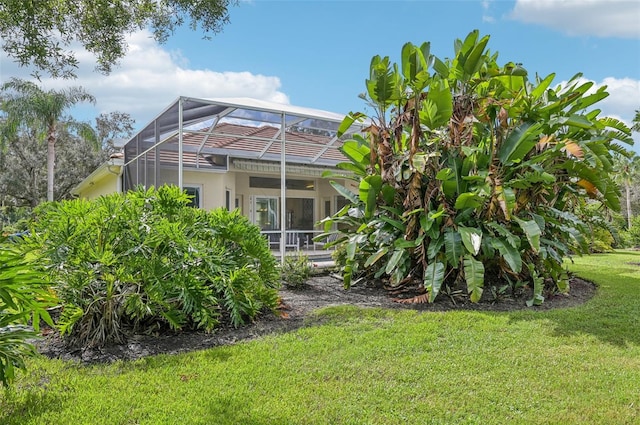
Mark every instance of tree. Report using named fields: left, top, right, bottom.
left=0, top=111, right=134, bottom=207
left=323, top=31, right=632, bottom=305
left=0, top=131, right=47, bottom=207
left=0, top=0, right=237, bottom=79
left=633, top=109, right=640, bottom=132
left=95, top=111, right=136, bottom=155
left=1, top=78, right=96, bottom=202
left=613, top=151, right=640, bottom=230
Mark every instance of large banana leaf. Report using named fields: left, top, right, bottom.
left=567, top=88, right=608, bottom=115
left=441, top=156, right=462, bottom=198
left=433, top=56, right=449, bottom=78
left=385, top=249, right=407, bottom=275
left=340, top=139, right=370, bottom=168
left=485, top=222, right=521, bottom=248
left=458, top=225, right=482, bottom=255
left=329, top=181, right=358, bottom=204
left=419, top=79, right=453, bottom=130
left=401, top=42, right=432, bottom=91
left=444, top=228, right=463, bottom=268
left=462, top=35, right=490, bottom=76
left=427, top=235, right=444, bottom=260
left=514, top=217, right=541, bottom=253
left=359, top=175, right=382, bottom=219
left=530, top=73, right=555, bottom=100
left=454, top=192, right=483, bottom=210
left=464, top=255, right=485, bottom=303
left=366, top=55, right=401, bottom=107
left=498, top=122, right=543, bottom=164
left=424, top=261, right=445, bottom=303
left=337, top=112, right=366, bottom=137
left=364, top=247, right=389, bottom=267
left=490, top=238, right=522, bottom=273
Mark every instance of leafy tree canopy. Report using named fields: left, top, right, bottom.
left=0, top=0, right=237, bottom=78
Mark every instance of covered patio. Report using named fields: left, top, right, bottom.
left=120, top=97, right=365, bottom=258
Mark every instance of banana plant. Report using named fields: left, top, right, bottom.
left=323, top=30, right=631, bottom=304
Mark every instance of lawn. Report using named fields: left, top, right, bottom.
left=1, top=251, right=639, bottom=424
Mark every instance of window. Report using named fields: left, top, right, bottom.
left=249, top=177, right=315, bottom=191
left=184, top=186, right=201, bottom=208
left=336, top=195, right=349, bottom=211
left=254, top=197, right=279, bottom=230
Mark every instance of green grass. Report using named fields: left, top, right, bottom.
left=2, top=251, right=639, bottom=424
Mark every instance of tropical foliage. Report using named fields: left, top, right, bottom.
left=321, top=30, right=632, bottom=304
left=0, top=240, right=54, bottom=387
left=21, top=185, right=279, bottom=348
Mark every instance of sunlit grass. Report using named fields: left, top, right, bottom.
left=2, top=252, right=639, bottom=424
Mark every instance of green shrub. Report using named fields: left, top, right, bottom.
left=281, top=253, right=311, bottom=288
left=0, top=240, right=54, bottom=387
left=0, top=206, right=31, bottom=235
left=24, top=186, right=279, bottom=348
left=322, top=31, right=631, bottom=305
left=588, top=228, right=615, bottom=253
left=620, top=216, right=640, bottom=248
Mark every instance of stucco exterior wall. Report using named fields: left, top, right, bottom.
left=75, top=160, right=351, bottom=233
left=76, top=173, right=119, bottom=200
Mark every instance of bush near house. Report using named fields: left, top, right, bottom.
left=322, top=30, right=632, bottom=305
left=281, top=252, right=312, bottom=289
left=21, top=185, right=279, bottom=348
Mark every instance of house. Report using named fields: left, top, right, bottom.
left=72, top=97, right=365, bottom=254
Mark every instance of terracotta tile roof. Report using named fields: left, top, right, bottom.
left=166, top=122, right=346, bottom=165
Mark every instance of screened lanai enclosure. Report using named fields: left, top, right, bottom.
left=122, top=97, right=366, bottom=256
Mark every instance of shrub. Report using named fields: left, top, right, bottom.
left=322, top=31, right=631, bottom=305
left=281, top=253, right=311, bottom=288
left=620, top=215, right=640, bottom=248
left=0, top=206, right=31, bottom=235
left=24, top=186, right=279, bottom=348
left=0, top=240, right=54, bottom=387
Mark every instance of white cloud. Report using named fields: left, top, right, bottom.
left=481, top=0, right=496, bottom=23
left=594, top=77, right=640, bottom=120
left=559, top=76, right=640, bottom=152
left=0, top=30, right=289, bottom=126
left=598, top=77, right=640, bottom=153
left=510, top=0, right=640, bottom=38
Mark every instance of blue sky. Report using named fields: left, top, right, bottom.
left=1, top=0, right=639, bottom=150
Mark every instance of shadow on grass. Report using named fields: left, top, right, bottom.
left=204, top=396, right=297, bottom=425
left=508, top=260, right=640, bottom=348
left=0, top=387, right=66, bottom=425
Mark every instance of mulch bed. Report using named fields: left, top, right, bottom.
left=34, top=273, right=596, bottom=363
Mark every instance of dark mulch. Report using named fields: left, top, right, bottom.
left=35, top=274, right=596, bottom=364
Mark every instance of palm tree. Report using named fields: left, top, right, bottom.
left=0, top=78, right=96, bottom=202
left=614, top=151, right=640, bottom=230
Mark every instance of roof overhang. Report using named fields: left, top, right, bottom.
left=71, top=157, right=124, bottom=196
